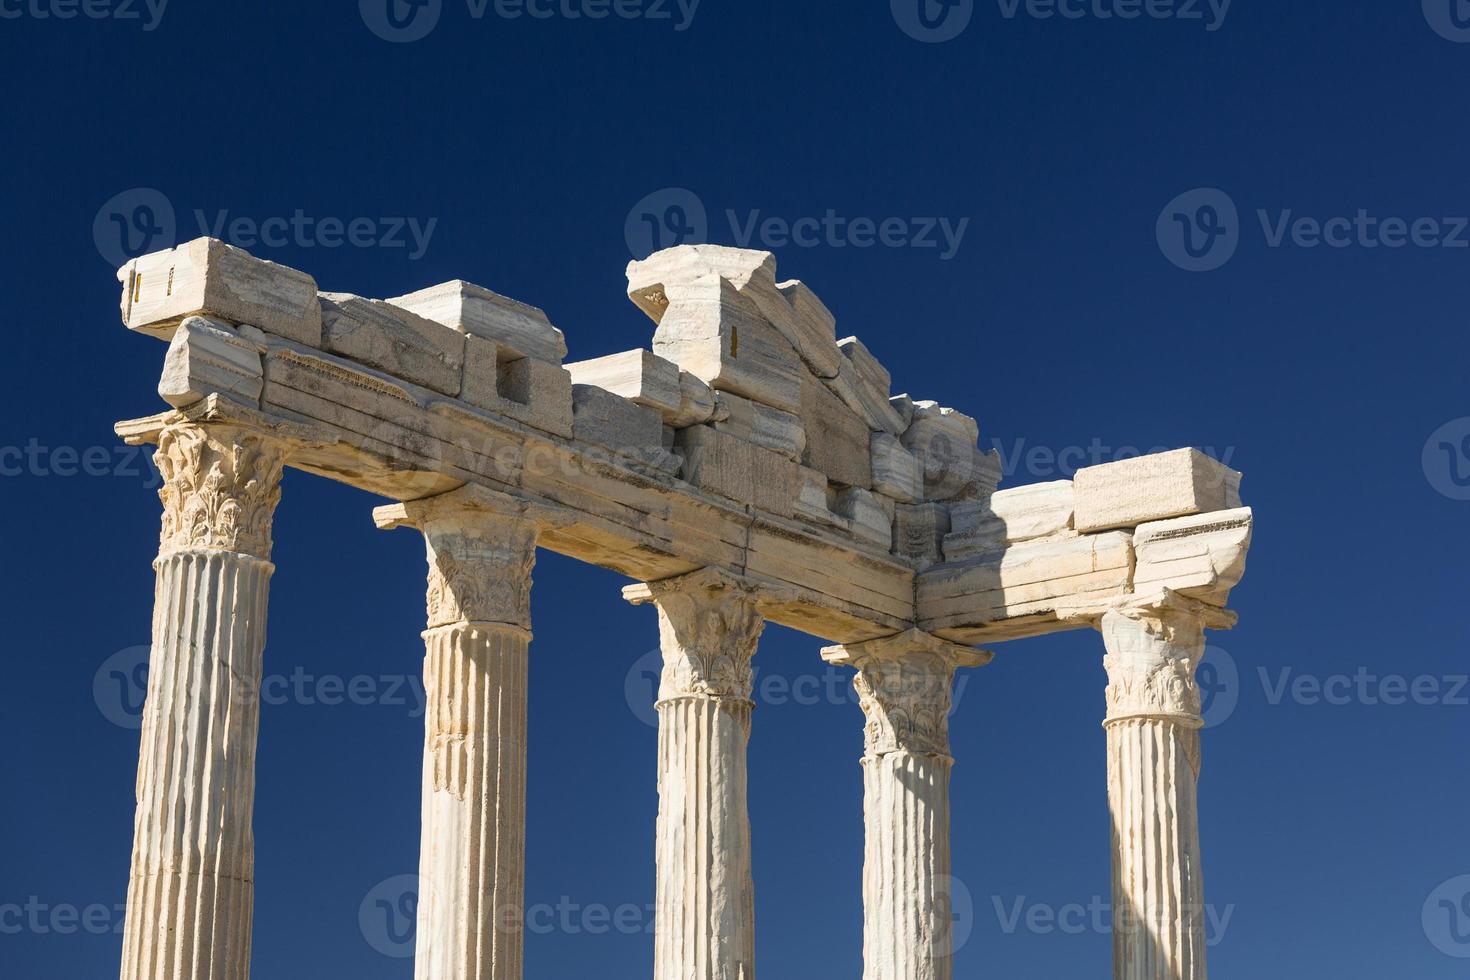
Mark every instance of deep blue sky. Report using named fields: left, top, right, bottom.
left=2, top=1, right=1467, bottom=977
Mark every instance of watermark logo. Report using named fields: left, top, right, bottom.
left=94, top=187, right=176, bottom=269
left=1423, top=418, right=1470, bottom=500
left=892, top=0, right=974, bottom=42
left=93, top=645, right=151, bottom=729
left=625, top=188, right=970, bottom=261
left=625, top=187, right=708, bottom=258
left=1157, top=187, right=1239, bottom=272
left=1197, top=645, right=1238, bottom=729
left=93, top=188, right=438, bottom=266
left=360, top=0, right=442, bottom=42
left=360, top=874, right=421, bottom=958
left=1424, top=0, right=1470, bottom=43
left=1161, top=188, right=1470, bottom=272
left=0, top=0, right=168, bottom=30
left=1424, top=875, right=1470, bottom=957
left=935, top=875, right=975, bottom=956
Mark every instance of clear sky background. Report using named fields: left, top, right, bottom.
left=2, top=1, right=1467, bottom=977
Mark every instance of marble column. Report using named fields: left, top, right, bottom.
left=1098, top=593, right=1233, bottom=980
left=623, top=568, right=765, bottom=980
left=120, top=422, right=287, bottom=980
left=822, top=630, right=989, bottom=980
left=376, top=488, right=540, bottom=980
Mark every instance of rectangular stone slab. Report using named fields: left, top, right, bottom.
left=158, top=316, right=264, bottom=409
left=389, top=279, right=567, bottom=363
left=320, top=293, right=466, bottom=397
left=118, top=237, right=322, bottom=346
left=1073, top=448, right=1242, bottom=532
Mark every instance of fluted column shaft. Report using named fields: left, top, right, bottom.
left=393, top=498, right=538, bottom=980
left=121, top=423, right=286, bottom=980
left=625, top=569, right=765, bottom=980
left=1100, top=599, right=1219, bottom=980
left=823, top=630, right=987, bottom=980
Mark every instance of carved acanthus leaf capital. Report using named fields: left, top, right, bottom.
left=626, top=568, right=765, bottom=706
left=1099, top=593, right=1229, bottom=726
left=823, top=629, right=987, bottom=760
left=155, top=423, right=286, bottom=560
left=376, top=486, right=543, bottom=629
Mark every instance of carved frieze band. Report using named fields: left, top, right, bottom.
left=155, top=423, right=286, bottom=560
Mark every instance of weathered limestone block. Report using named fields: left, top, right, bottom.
left=389, top=279, right=567, bottom=363
left=461, top=335, right=574, bottom=438
left=1073, top=448, right=1242, bottom=532
left=835, top=487, right=894, bottom=551
left=1132, top=506, right=1253, bottom=605
left=870, top=432, right=922, bottom=503
left=944, top=479, right=1074, bottom=560
left=920, top=531, right=1135, bottom=626
left=794, top=466, right=840, bottom=528
left=902, top=401, right=990, bottom=501
left=674, top=425, right=798, bottom=517
left=119, top=237, right=322, bottom=345
left=158, top=316, right=263, bottom=408
left=832, top=337, right=906, bottom=435
left=801, top=374, right=872, bottom=490
left=627, top=243, right=843, bottom=379
left=712, top=391, right=805, bottom=461
left=572, top=384, right=665, bottom=455
left=645, top=273, right=806, bottom=415
left=889, top=393, right=916, bottom=429
left=566, top=349, right=681, bottom=420
left=320, top=293, right=465, bottom=396
left=893, top=502, right=950, bottom=568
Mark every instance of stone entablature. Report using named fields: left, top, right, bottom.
left=116, top=238, right=1251, bottom=646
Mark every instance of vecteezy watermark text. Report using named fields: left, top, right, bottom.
left=94, top=187, right=437, bottom=268
left=626, top=188, right=969, bottom=261
left=0, top=0, right=167, bottom=30
left=892, top=0, right=1229, bottom=43
left=360, top=0, right=700, bottom=43
left=992, top=895, right=1234, bottom=946
left=1158, top=187, right=1470, bottom=272
left=94, top=645, right=428, bottom=729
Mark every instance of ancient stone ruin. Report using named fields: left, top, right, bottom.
left=112, top=237, right=1252, bottom=980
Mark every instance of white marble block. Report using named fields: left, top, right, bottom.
left=712, top=391, right=805, bottom=461
left=320, top=293, right=466, bottom=396
left=461, top=335, right=574, bottom=437
left=801, top=374, right=873, bottom=490
left=1074, top=448, right=1242, bottom=532
left=626, top=243, right=844, bottom=380
left=1132, top=506, right=1253, bottom=605
left=674, top=425, right=799, bottom=518
left=572, top=383, right=665, bottom=454
left=870, top=432, right=922, bottom=503
left=389, top=279, right=568, bottom=363
left=158, top=316, right=263, bottom=409
left=945, top=480, right=1074, bottom=559
left=118, top=237, right=322, bottom=345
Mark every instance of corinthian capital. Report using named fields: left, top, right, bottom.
left=1099, top=591, right=1235, bottom=726
left=823, top=629, right=989, bottom=760
left=624, top=568, right=765, bottom=705
left=155, top=423, right=287, bottom=560
left=375, top=486, right=542, bottom=629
